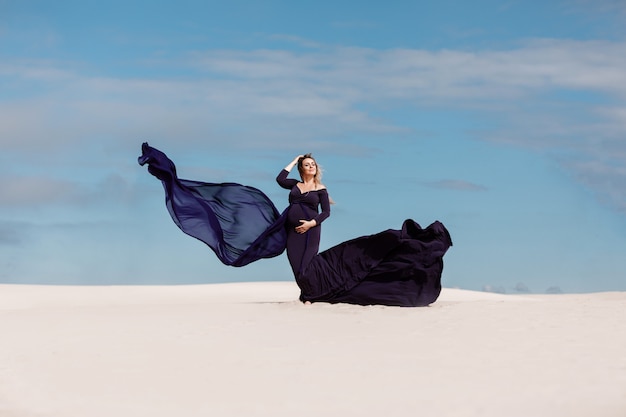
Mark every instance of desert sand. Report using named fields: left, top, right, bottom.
left=1, top=282, right=624, bottom=417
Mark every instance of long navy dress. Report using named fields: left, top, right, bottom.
left=139, top=143, right=452, bottom=307
left=276, top=169, right=331, bottom=278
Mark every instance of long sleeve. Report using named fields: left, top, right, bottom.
left=313, top=189, right=331, bottom=225
left=276, top=169, right=298, bottom=190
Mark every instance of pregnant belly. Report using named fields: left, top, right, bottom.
left=286, top=204, right=315, bottom=227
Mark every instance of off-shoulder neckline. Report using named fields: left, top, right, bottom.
left=295, top=184, right=327, bottom=194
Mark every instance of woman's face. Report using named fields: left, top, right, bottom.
left=300, top=158, right=317, bottom=177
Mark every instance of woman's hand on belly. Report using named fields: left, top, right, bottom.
left=295, top=219, right=317, bottom=234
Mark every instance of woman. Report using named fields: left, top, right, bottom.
left=273, top=153, right=452, bottom=306
left=276, top=154, right=330, bottom=278
left=138, top=143, right=452, bottom=307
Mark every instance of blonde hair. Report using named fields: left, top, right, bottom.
left=297, top=153, right=335, bottom=204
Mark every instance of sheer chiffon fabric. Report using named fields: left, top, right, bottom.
left=138, top=143, right=287, bottom=266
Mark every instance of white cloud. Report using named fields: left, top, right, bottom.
left=0, top=173, right=144, bottom=208
left=567, top=0, right=626, bottom=15
left=562, top=158, right=626, bottom=212
left=482, top=284, right=507, bottom=294
left=545, top=286, right=563, bottom=294
left=1, top=39, right=626, bottom=212
left=0, top=176, right=78, bottom=206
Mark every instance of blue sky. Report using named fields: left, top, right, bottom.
left=1, top=0, right=625, bottom=293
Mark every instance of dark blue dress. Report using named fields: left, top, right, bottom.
left=276, top=169, right=330, bottom=278
left=139, top=143, right=452, bottom=307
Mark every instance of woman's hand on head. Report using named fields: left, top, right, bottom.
left=285, top=155, right=304, bottom=172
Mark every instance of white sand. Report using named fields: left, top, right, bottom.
left=1, top=282, right=624, bottom=417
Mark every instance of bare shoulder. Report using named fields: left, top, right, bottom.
left=317, top=184, right=327, bottom=191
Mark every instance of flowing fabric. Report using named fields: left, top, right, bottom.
left=296, top=219, right=452, bottom=306
left=138, top=143, right=287, bottom=266
left=139, top=143, right=453, bottom=306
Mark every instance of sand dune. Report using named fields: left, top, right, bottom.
left=1, top=282, right=624, bottom=417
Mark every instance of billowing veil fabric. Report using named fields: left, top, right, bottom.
left=138, top=143, right=288, bottom=266
left=139, top=143, right=453, bottom=307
